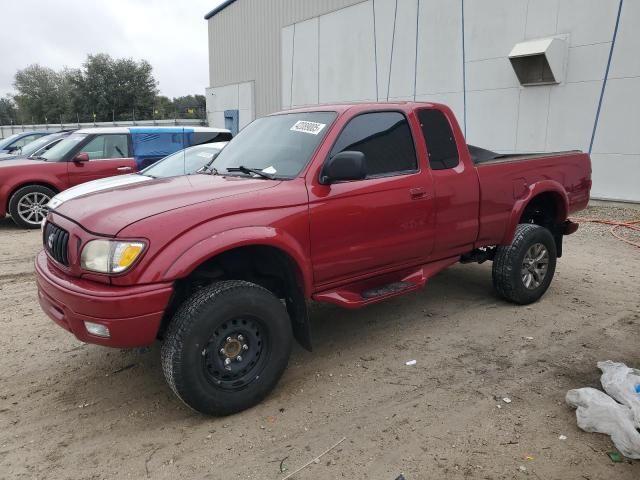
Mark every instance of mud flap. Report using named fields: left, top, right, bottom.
left=287, top=296, right=312, bottom=351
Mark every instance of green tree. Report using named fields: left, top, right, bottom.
left=171, top=94, right=206, bottom=119
left=73, top=54, right=158, bottom=121
left=0, top=97, right=17, bottom=124
left=153, top=95, right=172, bottom=119
left=13, top=64, right=73, bottom=123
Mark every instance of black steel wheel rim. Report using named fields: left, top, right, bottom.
left=202, top=316, right=268, bottom=391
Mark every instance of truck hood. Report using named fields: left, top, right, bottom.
left=54, top=174, right=280, bottom=235
left=48, top=173, right=152, bottom=209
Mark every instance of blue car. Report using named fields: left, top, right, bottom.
left=0, top=131, right=49, bottom=154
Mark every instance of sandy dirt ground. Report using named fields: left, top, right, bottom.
left=0, top=205, right=639, bottom=480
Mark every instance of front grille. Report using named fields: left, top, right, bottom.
left=43, top=222, right=70, bottom=266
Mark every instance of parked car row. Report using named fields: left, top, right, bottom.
left=0, top=126, right=231, bottom=227
left=0, top=130, right=75, bottom=161
left=0, top=131, right=49, bottom=154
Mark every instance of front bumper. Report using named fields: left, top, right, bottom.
left=35, top=251, right=173, bottom=348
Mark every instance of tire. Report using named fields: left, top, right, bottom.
left=492, top=224, right=557, bottom=305
left=161, top=280, right=292, bottom=415
left=9, top=185, right=56, bottom=229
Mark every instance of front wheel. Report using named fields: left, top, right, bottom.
left=161, top=280, right=292, bottom=415
left=9, top=185, right=56, bottom=229
left=492, top=223, right=557, bottom=305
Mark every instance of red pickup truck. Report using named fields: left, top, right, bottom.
left=35, top=102, right=591, bottom=415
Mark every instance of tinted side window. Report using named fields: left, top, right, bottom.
left=418, top=109, right=459, bottom=170
left=330, top=112, right=417, bottom=177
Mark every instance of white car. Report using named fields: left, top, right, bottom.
left=47, top=142, right=227, bottom=210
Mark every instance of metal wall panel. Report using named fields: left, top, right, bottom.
left=208, top=0, right=367, bottom=117
left=208, top=0, right=640, bottom=202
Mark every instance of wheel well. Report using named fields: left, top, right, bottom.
left=519, top=192, right=567, bottom=256
left=519, top=192, right=565, bottom=228
left=160, top=245, right=311, bottom=350
left=7, top=182, right=59, bottom=211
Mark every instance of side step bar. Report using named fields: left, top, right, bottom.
left=312, top=256, right=459, bottom=309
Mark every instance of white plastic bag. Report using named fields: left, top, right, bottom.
left=598, top=360, right=640, bottom=428
left=566, top=387, right=640, bottom=459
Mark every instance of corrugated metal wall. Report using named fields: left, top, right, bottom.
left=208, top=0, right=366, bottom=117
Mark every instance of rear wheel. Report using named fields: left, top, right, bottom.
left=492, top=223, right=557, bottom=304
left=9, top=185, right=55, bottom=229
left=161, top=280, right=292, bottom=415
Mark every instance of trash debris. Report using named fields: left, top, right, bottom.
left=566, top=387, right=640, bottom=459
left=598, top=361, right=640, bottom=428
left=405, top=360, right=417, bottom=366
left=279, top=456, right=289, bottom=473
left=607, top=450, right=623, bottom=463
left=558, top=435, right=567, bottom=441
left=518, top=465, right=527, bottom=472
left=395, top=475, right=406, bottom=480
left=523, top=336, right=534, bottom=340
left=503, top=397, right=512, bottom=404
left=281, top=437, right=346, bottom=480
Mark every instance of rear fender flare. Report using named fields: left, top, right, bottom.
left=501, top=180, right=569, bottom=245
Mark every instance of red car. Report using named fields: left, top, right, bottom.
left=0, top=126, right=231, bottom=228
left=35, top=102, right=591, bottom=415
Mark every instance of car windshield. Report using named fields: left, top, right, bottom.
left=19, top=134, right=60, bottom=157
left=40, top=133, right=87, bottom=162
left=141, top=144, right=224, bottom=178
left=213, top=111, right=337, bottom=179
left=0, top=133, right=20, bottom=149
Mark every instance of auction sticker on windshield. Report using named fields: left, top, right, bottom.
left=290, top=120, right=326, bottom=135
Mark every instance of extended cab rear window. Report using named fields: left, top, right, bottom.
left=418, top=109, right=460, bottom=170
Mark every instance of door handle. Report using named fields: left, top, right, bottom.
left=117, top=166, right=133, bottom=172
left=409, top=188, right=427, bottom=200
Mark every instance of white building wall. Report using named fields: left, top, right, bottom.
left=206, top=81, right=255, bottom=131
left=208, top=0, right=638, bottom=202
left=590, top=0, right=640, bottom=202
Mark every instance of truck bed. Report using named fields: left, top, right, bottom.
left=468, top=144, right=581, bottom=166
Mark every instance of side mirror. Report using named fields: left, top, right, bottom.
left=320, top=151, right=366, bottom=185
left=73, top=152, right=90, bottom=163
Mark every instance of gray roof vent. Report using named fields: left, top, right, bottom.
left=509, top=37, right=567, bottom=86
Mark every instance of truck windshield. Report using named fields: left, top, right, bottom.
left=213, top=111, right=337, bottom=179
left=40, top=134, right=87, bottom=162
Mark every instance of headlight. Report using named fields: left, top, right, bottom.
left=80, top=240, right=146, bottom=274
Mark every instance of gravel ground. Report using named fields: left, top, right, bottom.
left=0, top=205, right=639, bottom=480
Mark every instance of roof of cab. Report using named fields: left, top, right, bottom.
left=74, top=126, right=230, bottom=135
left=271, top=101, right=445, bottom=116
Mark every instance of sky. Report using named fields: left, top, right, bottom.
left=0, top=0, right=225, bottom=99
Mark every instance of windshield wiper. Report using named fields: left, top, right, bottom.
left=226, top=166, right=275, bottom=180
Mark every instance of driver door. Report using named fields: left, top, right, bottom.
left=308, top=111, right=436, bottom=285
left=68, top=134, right=137, bottom=186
